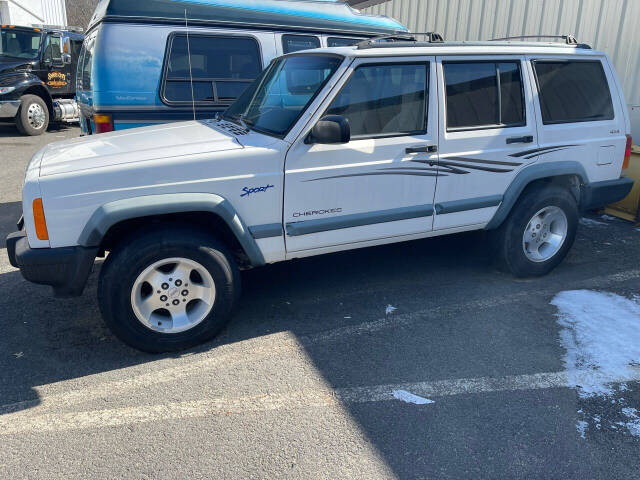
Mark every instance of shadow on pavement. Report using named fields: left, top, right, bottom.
left=0, top=201, right=21, bottom=248
left=1, top=215, right=638, bottom=478
left=0, top=122, right=76, bottom=139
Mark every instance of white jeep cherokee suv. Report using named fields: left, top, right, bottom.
left=7, top=36, right=634, bottom=352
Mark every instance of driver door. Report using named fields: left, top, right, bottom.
left=40, top=33, right=72, bottom=95
left=284, top=57, right=438, bottom=254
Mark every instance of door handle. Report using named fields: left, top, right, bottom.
left=506, top=135, right=534, bottom=144
left=406, top=145, right=438, bottom=154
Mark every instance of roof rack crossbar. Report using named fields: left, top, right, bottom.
left=357, top=31, right=444, bottom=49
left=31, top=24, right=84, bottom=33
left=490, top=34, right=578, bottom=45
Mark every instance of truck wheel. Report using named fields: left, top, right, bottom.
left=492, top=184, right=578, bottom=277
left=16, top=95, right=49, bottom=136
left=98, top=227, right=241, bottom=353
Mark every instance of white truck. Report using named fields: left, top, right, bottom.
left=7, top=36, right=634, bottom=352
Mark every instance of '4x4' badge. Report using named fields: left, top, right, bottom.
left=241, top=185, right=275, bottom=197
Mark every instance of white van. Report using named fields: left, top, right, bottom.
left=7, top=36, right=634, bottom=352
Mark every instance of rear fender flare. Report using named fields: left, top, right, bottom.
left=485, top=161, right=588, bottom=230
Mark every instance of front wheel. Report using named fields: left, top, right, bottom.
left=492, top=184, right=578, bottom=277
left=16, top=94, right=49, bottom=136
left=98, top=227, right=241, bottom=353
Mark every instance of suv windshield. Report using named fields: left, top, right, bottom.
left=223, top=54, right=343, bottom=137
left=0, top=29, right=41, bottom=59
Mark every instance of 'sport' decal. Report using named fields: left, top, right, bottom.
left=241, top=185, right=274, bottom=197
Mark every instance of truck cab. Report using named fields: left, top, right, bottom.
left=0, top=25, right=83, bottom=135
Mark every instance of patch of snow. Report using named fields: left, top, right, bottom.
left=553, top=290, right=640, bottom=439
left=385, top=305, right=397, bottom=315
left=580, top=217, right=607, bottom=227
left=621, top=409, right=640, bottom=437
left=600, top=214, right=619, bottom=222
left=551, top=290, right=640, bottom=397
left=576, top=420, right=588, bottom=439
left=393, top=390, right=435, bottom=405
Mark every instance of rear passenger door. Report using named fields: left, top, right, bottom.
left=434, top=56, right=538, bottom=230
left=529, top=57, right=627, bottom=183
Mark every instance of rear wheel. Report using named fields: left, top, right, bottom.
left=492, top=184, right=578, bottom=277
left=98, top=227, right=241, bottom=353
left=16, top=95, right=49, bottom=136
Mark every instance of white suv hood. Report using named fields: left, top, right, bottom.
left=37, top=120, right=244, bottom=177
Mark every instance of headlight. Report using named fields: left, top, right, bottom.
left=0, top=86, right=16, bottom=95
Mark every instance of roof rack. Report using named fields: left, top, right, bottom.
left=31, top=24, right=84, bottom=33
left=357, top=32, right=444, bottom=49
left=490, top=34, right=591, bottom=48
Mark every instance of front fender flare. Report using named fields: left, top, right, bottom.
left=485, top=161, right=588, bottom=230
left=78, top=193, right=266, bottom=266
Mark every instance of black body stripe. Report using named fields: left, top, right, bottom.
left=438, top=161, right=514, bottom=173
left=522, top=147, right=571, bottom=159
left=510, top=145, right=578, bottom=158
left=444, top=156, right=523, bottom=167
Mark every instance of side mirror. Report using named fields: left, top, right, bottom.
left=61, top=53, right=72, bottom=65
left=306, top=115, right=350, bottom=144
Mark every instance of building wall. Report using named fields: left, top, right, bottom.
left=365, top=0, right=640, bottom=139
left=0, top=0, right=67, bottom=26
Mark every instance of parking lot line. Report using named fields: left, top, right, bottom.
left=1, top=267, right=639, bottom=418
left=2, top=369, right=639, bottom=435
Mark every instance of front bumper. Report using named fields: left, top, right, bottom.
left=581, top=177, right=635, bottom=211
left=0, top=99, right=20, bottom=119
left=7, top=231, right=97, bottom=297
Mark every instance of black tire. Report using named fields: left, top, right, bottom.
left=98, top=226, right=241, bottom=353
left=491, top=183, right=578, bottom=277
left=16, top=94, right=49, bottom=136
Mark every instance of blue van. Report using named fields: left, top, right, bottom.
left=76, top=0, right=407, bottom=134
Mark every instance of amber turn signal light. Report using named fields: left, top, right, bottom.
left=33, top=198, right=49, bottom=241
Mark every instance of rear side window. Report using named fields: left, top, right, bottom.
left=326, top=62, right=428, bottom=138
left=163, top=34, right=261, bottom=105
left=327, top=37, right=361, bottom=47
left=282, top=35, right=320, bottom=54
left=533, top=60, right=614, bottom=124
left=444, top=61, right=525, bottom=130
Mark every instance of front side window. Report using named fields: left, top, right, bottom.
left=533, top=60, right=614, bottom=124
left=224, top=54, right=342, bottom=137
left=0, top=29, right=41, bottom=59
left=163, top=35, right=261, bottom=105
left=282, top=35, right=320, bottom=54
left=326, top=63, right=428, bottom=138
left=43, top=35, right=62, bottom=63
left=444, top=61, right=525, bottom=130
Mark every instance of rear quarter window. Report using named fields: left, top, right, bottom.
left=282, top=35, right=320, bottom=54
left=533, top=60, right=614, bottom=124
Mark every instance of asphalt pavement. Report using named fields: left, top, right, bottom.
left=1, top=123, right=639, bottom=479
